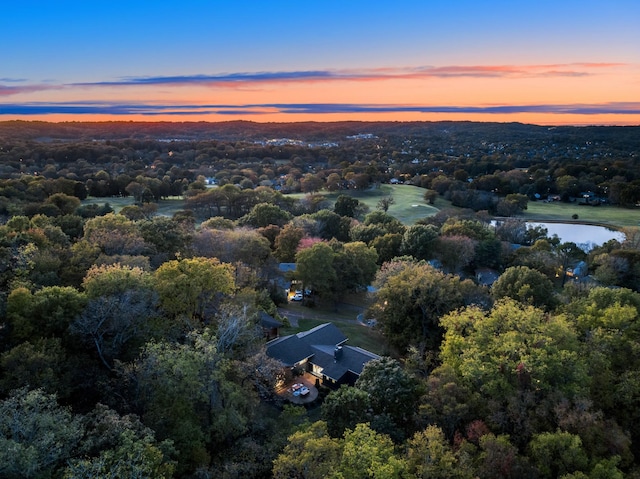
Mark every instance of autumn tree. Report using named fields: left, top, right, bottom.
left=440, top=300, right=589, bottom=446
left=82, top=213, right=147, bottom=256
left=273, top=223, right=305, bottom=262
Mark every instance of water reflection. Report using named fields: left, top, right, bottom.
left=527, top=222, right=625, bottom=251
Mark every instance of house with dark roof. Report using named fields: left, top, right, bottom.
left=266, top=323, right=380, bottom=387
left=259, top=311, right=283, bottom=340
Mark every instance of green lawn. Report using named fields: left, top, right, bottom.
left=290, top=184, right=438, bottom=225
left=279, top=296, right=389, bottom=356
left=84, top=188, right=640, bottom=231
left=520, top=201, right=640, bottom=229
left=82, top=196, right=187, bottom=217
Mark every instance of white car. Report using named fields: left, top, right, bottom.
left=291, top=292, right=303, bottom=301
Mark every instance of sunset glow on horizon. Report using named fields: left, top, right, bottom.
left=3, top=1, right=639, bottom=126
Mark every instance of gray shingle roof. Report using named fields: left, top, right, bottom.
left=266, top=323, right=379, bottom=382
left=259, top=311, right=283, bottom=329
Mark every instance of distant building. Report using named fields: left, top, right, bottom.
left=476, top=268, right=500, bottom=287
left=259, top=311, right=283, bottom=340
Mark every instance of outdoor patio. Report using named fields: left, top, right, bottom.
left=277, top=372, right=319, bottom=405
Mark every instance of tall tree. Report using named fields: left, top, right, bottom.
left=0, top=388, right=83, bottom=479
left=492, top=265, right=557, bottom=310
left=153, top=257, right=235, bottom=322
left=370, top=259, right=475, bottom=351
left=274, top=223, right=305, bottom=263
left=295, top=242, right=337, bottom=298
left=356, top=357, right=421, bottom=438
left=334, top=194, right=362, bottom=218
left=124, top=331, right=257, bottom=475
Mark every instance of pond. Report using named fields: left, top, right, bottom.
left=527, top=222, right=625, bottom=251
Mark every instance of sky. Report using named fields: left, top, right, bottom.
left=2, top=1, right=639, bottom=125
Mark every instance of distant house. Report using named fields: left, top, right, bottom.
left=278, top=263, right=297, bottom=274
left=566, top=261, right=588, bottom=280
left=266, top=323, right=380, bottom=387
left=475, top=268, right=500, bottom=287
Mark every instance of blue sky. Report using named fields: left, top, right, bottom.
left=2, top=1, right=639, bottom=124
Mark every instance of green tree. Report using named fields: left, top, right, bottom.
left=334, top=194, right=362, bottom=218
left=138, top=216, right=191, bottom=264
left=492, top=265, right=557, bottom=310
left=44, top=192, right=81, bottom=216
left=528, top=431, right=589, bottom=479
left=272, top=421, right=342, bottom=479
left=0, top=388, right=83, bottom=479
left=153, top=257, right=235, bottom=321
left=407, top=425, right=468, bottom=479
left=0, top=338, right=72, bottom=398
left=401, top=224, right=439, bottom=261
left=333, top=241, right=379, bottom=292
left=295, top=242, right=337, bottom=298
left=125, top=331, right=257, bottom=474
left=370, top=259, right=473, bottom=351
left=239, top=202, right=293, bottom=228
left=322, top=385, right=372, bottom=438
left=442, top=300, right=589, bottom=398
left=356, top=357, right=421, bottom=437
left=363, top=210, right=405, bottom=235
left=371, top=233, right=403, bottom=264
left=434, top=235, right=477, bottom=273
left=418, top=364, right=477, bottom=440
left=339, top=423, right=407, bottom=479
left=64, top=429, right=175, bottom=479
left=311, top=209, right=351, bottom=241
left=350, top=223, right=387, bottom=245
left=7, top=285, right=86, bottom=342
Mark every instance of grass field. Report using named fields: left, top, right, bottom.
left=520, top=201, right=640, bottom=229
left=83, top=187, right=640, bottom=231
left=290, top=184, right=439, bottom=225
left=83, top=196, right=187, bottom=217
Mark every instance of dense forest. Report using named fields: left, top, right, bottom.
left=2, top=120, right=640, bottom=478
